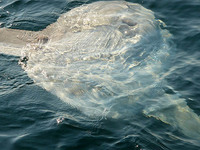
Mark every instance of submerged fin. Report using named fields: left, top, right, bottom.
left=144, top=94, right=200, bottom=139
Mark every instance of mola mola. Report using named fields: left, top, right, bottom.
left=0, top=1, right=200, bottom=140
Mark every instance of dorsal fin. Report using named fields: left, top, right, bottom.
left=0, top=43, right=22, bottom=56
left=0, top=28, right=41, bottom=56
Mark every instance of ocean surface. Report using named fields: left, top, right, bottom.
left=0, top=0, right=200, bottom=150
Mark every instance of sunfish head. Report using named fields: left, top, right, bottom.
left=40, top=1, right=160, bottom=42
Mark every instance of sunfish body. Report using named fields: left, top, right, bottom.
left=0, top=1, right=200, bottom=140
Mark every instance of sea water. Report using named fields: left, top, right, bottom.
left=0, top=0, right=200, bottom=150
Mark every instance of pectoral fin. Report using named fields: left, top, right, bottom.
left=144, top=94, right=200, bottom=139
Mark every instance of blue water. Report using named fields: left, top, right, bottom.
left=0, top=0, right=200, bottom=150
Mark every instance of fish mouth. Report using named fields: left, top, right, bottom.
left=19, top=56, right=29, bottom=67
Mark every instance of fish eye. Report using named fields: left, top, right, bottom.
left=122, top=18, right=137, bottom=26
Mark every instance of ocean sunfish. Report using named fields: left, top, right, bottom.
left=0, top=1, right=200, bottom=140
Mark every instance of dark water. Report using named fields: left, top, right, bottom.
left=0, top=0, right=200, bottom=150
